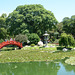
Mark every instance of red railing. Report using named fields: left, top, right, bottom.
left=0, top=41, right=23, bottom=49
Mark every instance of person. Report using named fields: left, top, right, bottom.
left=10, top=38, right=12, bottom=41
left=13, top=38, right=15, bottom=41
left=5, top=39, right=7, bottom=41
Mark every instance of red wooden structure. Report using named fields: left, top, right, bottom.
left=0, top=41, right=23, bottom=49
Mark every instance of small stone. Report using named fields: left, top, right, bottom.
left=63, top=48, right=68, bottom=52
left=15, top=48, right=16, bottom=50
left=38, top=41, right=43, bottom=46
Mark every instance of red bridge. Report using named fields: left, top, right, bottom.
left=0, top=41, right=23, bottom=49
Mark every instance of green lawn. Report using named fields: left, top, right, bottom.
left=0, top=45, right=75, bottom=63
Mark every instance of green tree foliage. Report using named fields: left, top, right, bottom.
left=0, top=13, right=8, bottom=39
left=0, top=13, right=7, bottom=28
left=15, top=34, right=28, bottom=43
left=28, top=33, right=40, bottom=45
left=59, top=33, right=75, bottom=47
left=62, top=15, right=75, bottom=37
left=56, top=22, right=64, bottom=35
left=0, top=28, right=7, bottom=39
left=7, top=4, right=58, bottom=36
left=6, top=11, right=24, bottom=35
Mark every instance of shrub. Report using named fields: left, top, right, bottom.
left=0, top=39, right=4, bottom=43
left=30, top=44, right=35, bottom=47
left=68, top=34, right=74, bottom=46
left=15, top=34, right=28, bottom=43
left=53, top=39, right=59, bottom=43
left=59, top=33, right=75, bottom=47
left=73, top=40, right=75, bottom=47
left=59, top=33, right=68, bottom=47
left=28, top=33, right=40, bottom=45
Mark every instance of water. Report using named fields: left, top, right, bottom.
left=0, top=61, right=75, bottom=75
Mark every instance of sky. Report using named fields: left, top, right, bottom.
left=0, top=0, right=75, bottom=22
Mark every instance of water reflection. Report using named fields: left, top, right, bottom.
left=0, top=61, right=60, bottom=75
left=57, top=60, right=75, bottom=75
left=0, top=61, right=75, bottom=75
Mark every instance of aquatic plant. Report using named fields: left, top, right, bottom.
left=65, top=57, right=75, bottom=65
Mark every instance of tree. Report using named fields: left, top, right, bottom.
left=62, top=15, right=75, bottom=37
left=6, top=11, right=25, bottom=35
left=0, top=13, right=7, bottom=28
left=0, top=28, right=7, bottom=39
left=7, top=4, right=58, bottom=36
left=15, top=34, right=28, bottom=43
left=56, top=22, right=64, bottom=35
left=62, top=17, right=70, bottom=33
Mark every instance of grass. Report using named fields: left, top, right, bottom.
left=0, top=45, right=75, bottom=63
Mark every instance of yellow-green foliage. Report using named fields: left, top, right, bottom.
left=65, top=57, right=75, bottom=65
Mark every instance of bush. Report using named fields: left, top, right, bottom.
left=53, top=39, right=59, bottom=43
left=30, top=44, right=35, bottom=47
left=15, top=34, right=28, bottom=43
left=28, top=33, right=40, bottom=45
left=59, top=33, right=74, bottom=47
left=68, top=34, right=74, bottom=46
left=59, top=33, right=68, bottom=47
left=0, top=39, right=4, bottom=43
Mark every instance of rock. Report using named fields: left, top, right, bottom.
left=73, top=48, right=75, bottom=50
left=71, top=48, right=75, bottom=50
left=27, top=40, right=30, bottom=43
left=25, top=45, right=29, bottom=47
left=15, top=48, right=16, bottom=50
left=63, top=48, right=68, bottom=52
left=38, top=41, right=43, bottom=46
left=50, top=45, right=55, bottom=48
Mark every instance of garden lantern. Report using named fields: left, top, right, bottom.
left=43, top=31, right=49, bottom=47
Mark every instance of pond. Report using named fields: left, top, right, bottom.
left=0, top=60, right=75, bottom=75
